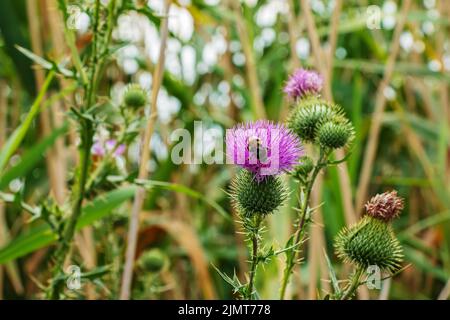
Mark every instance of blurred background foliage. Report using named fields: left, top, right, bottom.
left=0, top=0, right=449, bottom=299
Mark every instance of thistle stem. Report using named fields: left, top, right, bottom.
left=47, top=124, right=93, bottom=299
left=246, top=214, right=262, bottom=300
left=280, top=149, right=327, bottom=299
left=47, top=0, right=106, bottom=299
left=341, top=266, right=364, bottom=300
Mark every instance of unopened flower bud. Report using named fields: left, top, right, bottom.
left=316, top=119, right=354, bottom=149
left=138, top=249, right=167, bottom=273
left=124, top=84, right=147, bottom=109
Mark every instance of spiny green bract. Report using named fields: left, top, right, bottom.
left=124, top=84, right=147, bottom=109
left=230, top=170, right=288, bottom=217
left=316, top=117, right=354, bottom=149
left=287, top=97, right=344, bottom=143
left=334, top=216, right=403, bottom=273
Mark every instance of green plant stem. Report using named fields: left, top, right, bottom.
left=246, top=214, right=262, bottom=300
left=47, top=124, right=93, bottom=299
left=279, top=149, right=328, bottom=299
left=86, top=0, right=101, bottom=107
left=56, top=0, right=88, bottom=85
left=92, top=0, right=116, bottom=96
left=341, top=266, right=364, bottom=300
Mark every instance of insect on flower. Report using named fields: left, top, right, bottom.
left=226, top=120, right=304, bottom=180
left=247, top=135, right=268, bottom=163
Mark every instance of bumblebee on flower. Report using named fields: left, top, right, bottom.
left=226, top=120, right=303, bottom=181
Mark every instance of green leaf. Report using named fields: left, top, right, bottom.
left=0, top=123, right=68, bottom=190
left=15, top=45, right=74, bottom=77
left=211, top=264, right=244, bottom=295
left=76, top=186, right=137, bottom=228
left=323, top=248, right=341, bottom=295
left=0, top=186, right=137, bottom=265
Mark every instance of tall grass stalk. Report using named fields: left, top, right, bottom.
left=119, top=0, right=171, bottom=300
left=356, top=0, right=412, bottom=212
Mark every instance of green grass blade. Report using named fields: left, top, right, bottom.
left=404, top=247, right=450, bottom=282
left=0, top=123, right=68, bottom=190
left=0, top=71, right=55, bottom=173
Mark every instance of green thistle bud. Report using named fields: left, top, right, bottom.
left=335, top=191, right=405, bottom=274
left=316, top=117, right=354, bottom=149
left=287, top=97, right=343, bottom=143
left=230, top=170, right=288, bottom=217
left=124, top=84, right=147, bottom=109
left=292, top=156, right=314, bottom=181
left=334, top=216, right=403, bottom=273
left=138, top=249, right=167, bottom=273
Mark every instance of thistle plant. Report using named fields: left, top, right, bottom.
left=40, top=0, right=146, bottom=299
left=333, top=191, right=405, bottom=300
left=46, top=0, right=120, bottom=299
left=279, top=69, right=355, bottom=299
left=224, top=120, right=303, bottom=299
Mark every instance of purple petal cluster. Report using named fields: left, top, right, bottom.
left=226, top=120, right=303, bottom=180
left=92, top=139, right=126, bottom=157
left=284, top=68, right=323, bottom=100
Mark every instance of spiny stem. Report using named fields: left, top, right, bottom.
left=246, top=214, right=262, bottom=300
left=341, top=266, right=364, bottom=300
left=48, top=122, right=93, bottom=299
left=47, top=0, right=105, bottom=299
left=280, top=148, right=328, bottom=299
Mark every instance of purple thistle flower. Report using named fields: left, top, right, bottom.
left=226, top=120, right=304, bottom=181
left=284, top=68, right=323, bottom=100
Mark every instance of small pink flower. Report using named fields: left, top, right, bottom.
left=92, top=139, right=126, bottom=157
left=92, top=141, right=106, bottom=157
left=114, top=143, right=126, bottom=156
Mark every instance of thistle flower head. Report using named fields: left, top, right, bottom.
left=124, top=84, right=147, bottom=109
left=226, top=120, right=303, bottom=181
left=284, top=68, right=323, bottom=100
left=365, top=190, right=404, bottom=222
left=230, top=169, right=288, bottom=217
left=287, top=97, right=343, bottom=143
left=334, top=216, right=404, bottom=273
